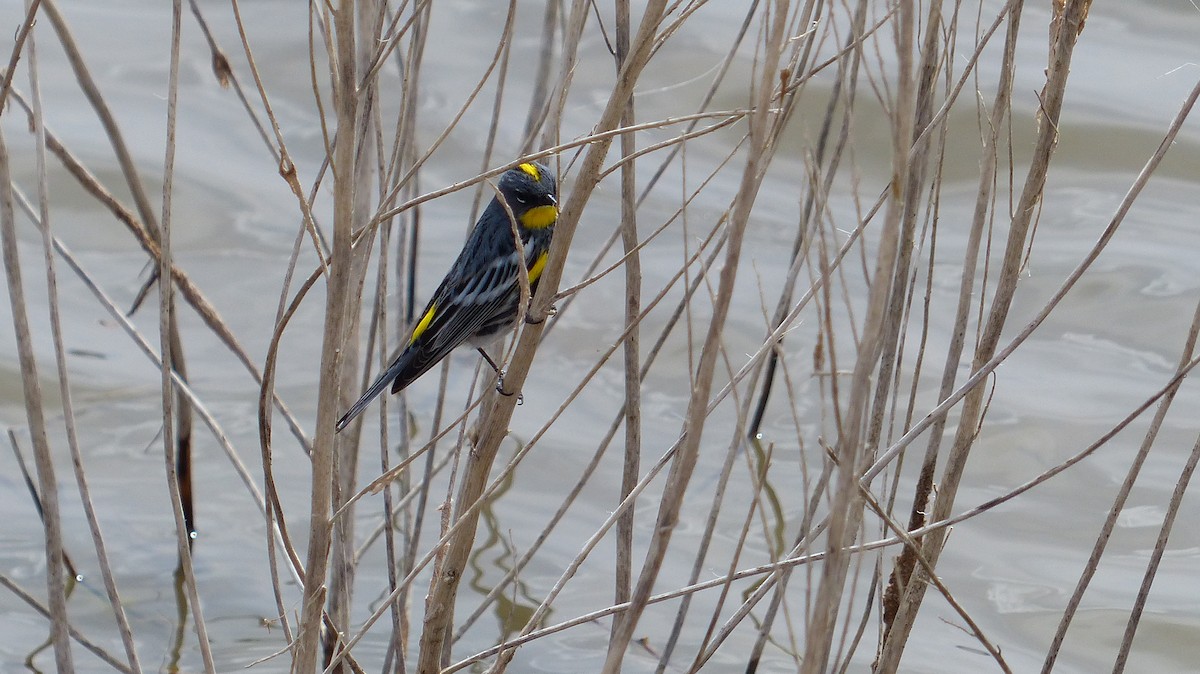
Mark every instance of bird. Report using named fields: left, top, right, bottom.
left=336, top=161, right=559, bottom=432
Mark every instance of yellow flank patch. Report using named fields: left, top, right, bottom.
left=528, top=251, right=550, bottom=284
left=409, top=303, right=437, bottom=345
left=521, top=204, right=558, bottom=229
left=517, top=162, right=541, bottom=181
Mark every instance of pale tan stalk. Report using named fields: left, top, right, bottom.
left=185, top=0, right=279, bottom=160
left=1055, top=78, right=1200, bottom=674
left=801, top=0, right=918, bottom=668
left=40, top=0, right=158, bottom=230
left=1047, top=313, right=1198, bottom=670
left=611, top=0, right=643, bottom=641
left=0, top=99, right=75, bottom=674
left=413, top=2, right=673, bottom=669
left=0, top=2, right=41, bottom=105
left=293, top=1, right=360, bottom=670
left=44, top=0, right=202, bottom=547
left=1113, top=435, right=1200, bottom=672
left=323, top=2, right=385, bottom=666
left=602, top=1, right=790, bottom=670
left=157, top=2, right=215, bottom=670
left=883, top=0, right=1020, bottom=639
left=21, top=13, right=142, bottom=670
left=877, top=3, right=1096, bottom=668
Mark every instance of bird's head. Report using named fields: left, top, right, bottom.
left=498, top=161, right=558, bottom=230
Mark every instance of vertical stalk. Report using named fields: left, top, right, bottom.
left=416, top=3, right=670, bottom=670
left=324, top=2, right=382, bottom=669
left=611, top=0, right=642, bottom=637
left=159, top=1, right=214, bottom=670
left=884, top=0, right=1022, bottom=637
left=294, top=1, right=359, bottom=671
left=22, top=1, right=142, bottom=669
left=802, top=0, right=918, bottom=670
left=876, top=2, right=1090, bottom=670
left=602, top=2, right=789, bottom=672
left=0, top=109, right=75, bottom=674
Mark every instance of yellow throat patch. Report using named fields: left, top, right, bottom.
left=521, top=205, right=558, bottom=230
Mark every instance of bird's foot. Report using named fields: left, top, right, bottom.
left=525, top=303, right=557, bottom=325
left=494, top=375, right=523, bottom=404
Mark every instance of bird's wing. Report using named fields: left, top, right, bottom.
left=421, top=251, right=523, bottom=352
left=335, top=253, right=519, bottom=430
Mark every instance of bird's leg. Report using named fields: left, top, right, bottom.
left=476, top=347, right=504, bottom=384
left=477, top=347, right=522, bottom=403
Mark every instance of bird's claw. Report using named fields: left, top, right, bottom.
left=525, top=303, right=557, bottom=325
left=494, top=374, right=523, bottom=404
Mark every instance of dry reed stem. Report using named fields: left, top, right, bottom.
left=861, top=492, right=1011, bottom=672
left=885, top=0, right=1022, bottom=636
left=376, top=17, right=438, bottom=652
left=658, top=281, right=766, bottom=670
left=0, top=2, right=41, bottom=107
left=413, top=2, right=672, bottom=670
left=745, top=4, right=871, bottom=665
left=323, top=2, right=387, bottom=664
left=877, top=1, right=1079, bottom=664
left=871, top=0, right=950, bottom=641
left=682, top=378, right=772, bottom=673
left=20, top=14, right=142, bottom=671
left=292, top=1, right=360, bottom=670
left=228, top=0, right=329, bottom=278
left=669, top=17, right=862, bottom=664
left=603, top=1, right=788, bottom=670
left=40, top=0, right=158, bottom=231
left=520, top=0, right=558, bottom=154
left=42, top=2, right=205, bottom=553
left=1114, top=433, right=1200, bottom=672
left=612, top=0, right=643, bottom=646
left=803, top=0, right=918, bottom=668
left=0, top=106, right=75, bottom=674
left=366, top=152, right=403, bottom=674
left=1053, top=78, right=1200, bottom=673
left=157, top=2, right=215, bottom=670
left=186, top=0, right=278, bottom=158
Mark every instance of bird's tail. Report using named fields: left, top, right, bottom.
left=335, top=352, right=408, bottom=431
left=335, top=347, right=441, bottom=432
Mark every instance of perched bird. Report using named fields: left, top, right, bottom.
left=336, top=161, right=559, bottom=432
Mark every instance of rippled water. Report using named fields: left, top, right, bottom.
left=2, top=1, right=1199, bottom=672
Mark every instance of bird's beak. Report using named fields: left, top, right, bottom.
left=547, top=194, right=558, bottom=206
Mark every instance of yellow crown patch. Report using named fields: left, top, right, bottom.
left=517, top=163, right=541, bottom=181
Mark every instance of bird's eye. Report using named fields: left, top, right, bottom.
left=514, top=196, right=528, bottom=205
